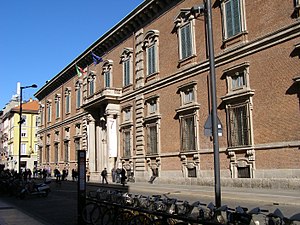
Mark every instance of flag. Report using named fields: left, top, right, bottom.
left=91, top=51, right=103, bottom=65
left=75, top=65, right=86, bottom=77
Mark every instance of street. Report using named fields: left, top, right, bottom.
left=1, top=179, right=300, bottom=225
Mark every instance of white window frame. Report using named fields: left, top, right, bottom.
left=21, top=143, right=26, bottom=155
left=65, top=88, right=71, bottom=114
left=102, top=60, right=113, bottom=88
left=174, top=9, right=197, bottom=61
left=46, top=100, right=52, bottom=122
left=143, top=30, right=159, bottom=76
left=221, top=0, right=247, bottom=40
left=120, top=48, right=133, bottom=87
left=75, top=80, right=82, bottom=109
left=54, top=94, right=61, bottom=119
left=87, top=72, right=96, bottom=96
left=224, top=62, right=250, bottom=93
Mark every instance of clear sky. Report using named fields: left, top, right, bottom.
left=0, top=0, right=143, bottom=110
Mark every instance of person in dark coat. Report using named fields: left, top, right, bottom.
left=101, top=168, right=108, bottom=184
left=120, top=167, right=126, bottom=186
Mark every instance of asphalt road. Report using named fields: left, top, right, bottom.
left=1, top=179, right=299, bottom=225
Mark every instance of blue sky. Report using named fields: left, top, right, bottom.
left=0, top=0, right=143, bottom=110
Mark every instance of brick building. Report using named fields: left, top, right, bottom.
left=34, top=0, right=300, bottom=187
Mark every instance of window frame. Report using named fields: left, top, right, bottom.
left=75, top=81, right=82, bottom=109
left=87, top=72, right=96, bottom=96
left=65, top=88, right=71, bottom=114
left=102, top=60, right=113, bottom=88
left=54, top=94, right=61, bottom=119
left=143, top=30, right=160, bottom=77
left=46, top=100, right=52, bottom=123
left=180, top=114, right=197, bottom=152
left=174, top=9, right=197, bottom=61
left=221, top=0, right=247, bottom=40
left=227, top=102, right=251, bottom=147
left=146, top=122, right=158, bottom=155
left=120, top=48, right=133, bottom=88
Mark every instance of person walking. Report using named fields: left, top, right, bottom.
left=120, top=167, right=127, bottom=186
left=101, top=168, right=108, bottom=184
left=148, top=167, right=158, bottom=184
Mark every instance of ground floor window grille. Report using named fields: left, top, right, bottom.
left=187, top=167, right=196, bottom=177
left=45, top=146, right=50, bottom=163
left=237, top=166, right=250, bottom=178
left=123, top=130, right=131, bottom=158
left=54, top=144, right=58, bottom=163
left=181, top=116, right=196, bottom=152
left=228, top=103, right=250, bottom=147
left=64, top=141, right=69, bottom=162
left=147, top=123, right=158, bottom=155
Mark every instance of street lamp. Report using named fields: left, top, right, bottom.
left=18, top=84, right=37, bottom=174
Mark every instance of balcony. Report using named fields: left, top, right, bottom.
left=82, top=88, right=122, bottom=110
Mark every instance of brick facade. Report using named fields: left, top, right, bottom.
left=35, top=0, right=300, bottom=187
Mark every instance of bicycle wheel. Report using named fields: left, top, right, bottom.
left=129, top=214, right=152, bottom=225
left=114, top=210, right=135, bottom=225
left=82, top=202, right=98, bottom=224
left=91, top=203, right=106, bottom=225
left=102, top=208, right=117, bottom=225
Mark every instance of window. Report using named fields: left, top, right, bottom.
left=21, top=115, right=27, bottom=126
left=231, top=71, right=246, bottom=90
left=65, top=88, right=71, bottom=114
left=123, top=108, right=132, bottom=122
left=21, top=143, right=26, bottom=155
left=177, top=81, right=197, bottom=106
left=54, top=143, right=59, bottom=163
left=87, top=72, right=96, bottom=96
left=45, top=146, right=50, bottom=163
left=39, top=105, right=44, bottom=126
left=64, top=141, right=69, bottom=162
left=123, top=130, right=131, bottom=158
left=120, top=48, right=133, bottom=87
left=75, top=81, right=82, bottom=108
left=181, top=115, right=196, bottom=152
left=21, top=130, right=27, bottom=137
left=54, top=94, right=61, bottom=118
left=187, top=167, right=197, bottom=177
left=46, top=100, right=52, bottom=122
left=143, top=30, right=159, bottom=76
left=174, top=9, right=196, bottom=61
left=124, top=60, right=130, bottom=86
left=228, top=103, right=251, bottom=147
left=223, top=62, right=250, bottom=93
left=102, top=60, right=113, bottom=88
left=180, top=23, right=193, bottom=59
left=184, top=88, right=195, bottom=104
left=147, top=123, right=158, bottom=155
left=222, top=0, right=246, bottom=40
left=237, top=166, right=250, bottom=178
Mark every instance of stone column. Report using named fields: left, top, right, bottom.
left=88, top=115, right=96, bottom=173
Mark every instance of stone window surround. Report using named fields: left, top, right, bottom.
left=142, top=30, right=160, bottom=77
left=174, top=9, right=197, bottom=62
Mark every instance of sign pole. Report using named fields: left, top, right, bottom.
left=77, top=150, right=86, bottom=225
left=205, top=0, right=222, bottom=207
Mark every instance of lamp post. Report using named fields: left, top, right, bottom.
left=18, top=84, right=37, bottom=174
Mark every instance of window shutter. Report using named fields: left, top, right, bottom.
left=232, top=0, right=241, bottom=35
left=180, top=23, right=192, bottom=59
left=225, top=1, right=233, bottom=37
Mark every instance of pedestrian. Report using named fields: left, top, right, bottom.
left=116, top=168, right=121, bottom=183
left=148, top=167, right=158, bottom=184
left=120, top=167, right=127, bottom=186
left=101, top=168, right=108, bottom=184
left=111, top=167, right=116, bottom=182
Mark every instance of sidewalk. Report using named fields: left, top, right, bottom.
left=0, top=180, right=299, bottom=224
left=0, top=200, right=48, bottom=225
